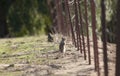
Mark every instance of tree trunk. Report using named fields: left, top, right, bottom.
left=101, top=0, right=108, bottom=76
left=0, top=0, right=15, bottom=37
left=0, top=6, right=8, bottom=37
left=115, top=0, right=120, bottom=76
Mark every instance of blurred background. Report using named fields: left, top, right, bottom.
left=0, top=0, right=116, bottom=43
left=0, top=0, right=52, bottom=37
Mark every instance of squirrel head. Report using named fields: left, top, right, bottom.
left=62, top=37, right=65, bottom=41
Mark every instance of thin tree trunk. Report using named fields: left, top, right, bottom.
left=101, top=0, right=108, bottom=76
left=0, top=7, right=9, bottom=37
left=115, top=0, right=120, bottom=76
left=0, top=0, right=15, bottom=37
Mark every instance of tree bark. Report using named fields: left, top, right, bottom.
left=115, top=0, right=120, bottom=76
left=0, top=0, right=15, bottom=37
left=101, top=0, right=108, bottom=76
left=0, top=5, right=8, bottom=37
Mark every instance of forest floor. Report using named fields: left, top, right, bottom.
left=0, top=35, right=116, bottom=76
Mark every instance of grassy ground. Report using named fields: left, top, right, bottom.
left=0, top=35, right=59, bottom=76
left=0, top=35, right=116, bottom=76
left=0, top=35, right=58, bottom=64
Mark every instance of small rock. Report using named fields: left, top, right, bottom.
left=54, top=57, right=59, bottom=59
left=8, top=64, right=14, bottom=67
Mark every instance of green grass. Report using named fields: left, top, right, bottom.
left=0, top=35, right=58, bottom=64
left=0, top=35, right=59, bottom=76
left=0, top=71, right=22, bottom=76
